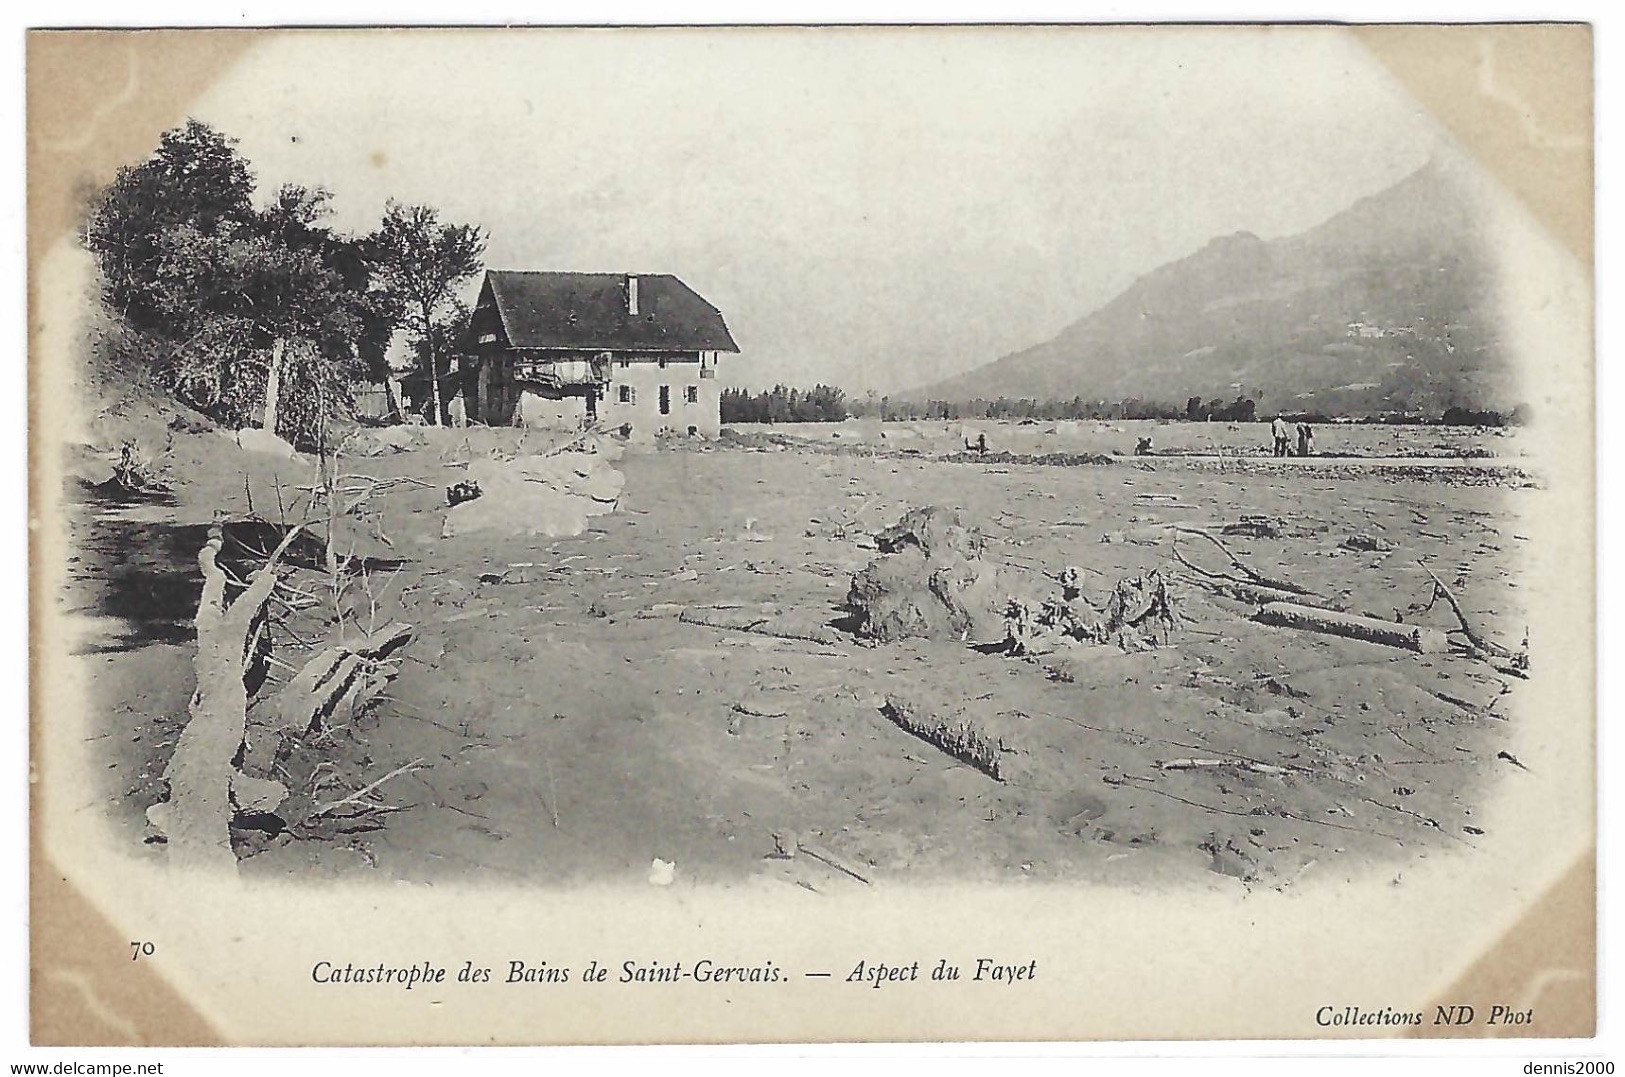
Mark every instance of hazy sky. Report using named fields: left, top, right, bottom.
left=187, top=27, right=1445, bottom=393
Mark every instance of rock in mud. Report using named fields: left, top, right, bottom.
left=442, top=452, right=625, bottom=539
left=847, top=507, right=1016, bottom=643
left=1222, top=515, right=1324, bottom=540
left=447, top=479, right=482, bottom=507
left=875, top=506, right=985, bottom=560
left=221, top=427, right=301, bottom=460
left=229, top=772, right=289, bottom=814
left=1341, top=533, right=1396, bottom=552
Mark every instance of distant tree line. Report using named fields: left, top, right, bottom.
left=720, top=385, right=1528, bottom=428
left=1184, top=396, right=1258, bottom=422
left=844, top=395, right=1243, bottom=422
left=720, top=384, right=849, bottom=423
left=1440, top=405, right=1531, bottom=427
left=1264, top=407, right=1529, bottom=427
left=845, top=396, right=1189, bottom=422
left=83, top=119, right=486, bottom=447
left=726, top=390, right=1265, bottom=423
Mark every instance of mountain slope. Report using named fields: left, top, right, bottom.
left=915, top=163, right=1517, bottom=415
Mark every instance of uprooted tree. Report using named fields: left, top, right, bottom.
left=844, top=506, right=1186, bottom=654
left=148, top=482, right=420, bottom=870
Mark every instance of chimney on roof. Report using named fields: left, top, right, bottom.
left=626, top=274, right=640, bottom=316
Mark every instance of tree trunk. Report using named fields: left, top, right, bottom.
left=384, top=375, right=404, bottom=423
left=148, top=529, right=297, bottom=872
left=422, top=302, right=442, bottom=426
left=263, top=337, right=286, bottom=436
left=1253, top=602, right=1449, bottom=653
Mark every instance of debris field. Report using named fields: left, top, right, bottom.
left=70, top=422, right=1533, bottom=893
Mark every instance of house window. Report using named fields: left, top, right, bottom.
left=658, top=358, right=667, bottom=370
left=659, top=386, right=671, bottom=415
left=684, top=386, right=699, bottom=404
left=619, top=359, right=630, bottom=369
left=478, top=332, right=497, bottom=344
left=618, top=385, right=635, bottom=404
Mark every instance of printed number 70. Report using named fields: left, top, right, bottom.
left=130, top=941, right=155, bottom=961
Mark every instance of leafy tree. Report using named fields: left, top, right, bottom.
left=157, top=219, right=357, bottom=420
left=83, top=121, right=379, bottom=446
left=365, top=201, right=486, bottom=425
left=85, top=119, right=255, bottom=331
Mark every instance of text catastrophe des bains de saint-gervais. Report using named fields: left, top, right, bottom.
left=309, top=957, right=1040, bottom=989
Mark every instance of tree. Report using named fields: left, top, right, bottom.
left=85, top=119, right=255, bottom=331
left=142, top=185, right=374, bottom=443
left=84, top=121, right=377, bottom=445
left=365, top=202, right=486, bottom=426
left=720, top=383, right=851, bottom=424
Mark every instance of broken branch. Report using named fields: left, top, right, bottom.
left=1172, top=526, right=1313, bottom=595
left=308, top=758, right=427, bottom=818
left=1418, top=561, right=1519, bottom=662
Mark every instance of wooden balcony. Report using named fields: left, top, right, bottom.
left=514, top=357, right=610, bottom=388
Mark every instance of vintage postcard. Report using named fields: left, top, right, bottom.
left=27, top=24, right=1594, bottom=1046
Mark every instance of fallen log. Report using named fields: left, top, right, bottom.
left=880, top=695, right=1006, bottom=780
left=1254, top=602, right=1449, bottom=654
left=1157, top=757, right=1293, bottom=776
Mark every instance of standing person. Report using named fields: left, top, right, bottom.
left=1297, top=421, right=1314, bottom=458
left=1271, top=415, right=1290, bottom=457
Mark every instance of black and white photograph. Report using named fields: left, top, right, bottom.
left=26, top=22, right=1595, bottom=1048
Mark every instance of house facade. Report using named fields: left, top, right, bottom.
left=460, top=270, right=739, bottom=437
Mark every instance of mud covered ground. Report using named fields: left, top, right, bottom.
left=63, top=424, right=1536, bottom=894
left=729, top=417, right=1530, bottom=462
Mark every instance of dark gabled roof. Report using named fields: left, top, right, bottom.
left=477, top=270, right=739, bottom=353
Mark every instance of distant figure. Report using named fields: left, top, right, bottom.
left=977, top=432, right=988, bottom=454
left=1296, top=422, right=1314, bottom=458
left=1270, top=416, right=1290, bottom=457
left=1135, top=436, right=1154, bottom=456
